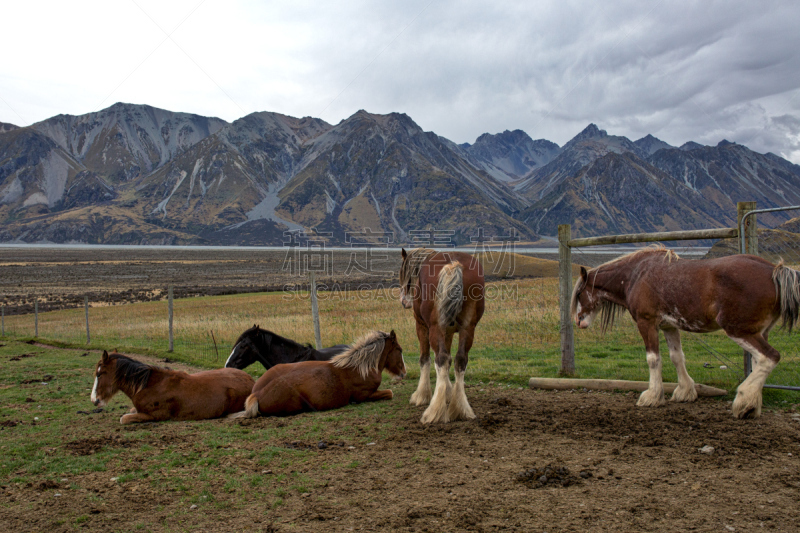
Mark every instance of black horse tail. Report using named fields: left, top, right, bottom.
left=773, top=261, right=800, bottom=332
left=228, top=394, right=260, bottom=419
left=436, top=262, right=464, bottom=330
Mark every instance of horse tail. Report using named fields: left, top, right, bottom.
left=227, top=394, right=260, bottom=419
left=436, top=262, right=464, bottom=329
left=773, top=260, right=800, bottom=332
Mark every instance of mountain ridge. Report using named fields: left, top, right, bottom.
left=2, top=102, right=799, bottom=244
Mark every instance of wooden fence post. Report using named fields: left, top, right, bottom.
left=558, top=224, right=575, bottom=375
left=168, top=285, right=174, bottom=353
left=85, top=295, right=90, bottom=344
left=309, top=271, right=322, bottom=350
left=34, top=300, right=38, bottom=338
left=210, top=330, right=219, bottom=361
left=737, top=201, right=757, bottom=376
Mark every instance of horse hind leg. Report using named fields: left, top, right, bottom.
left=730, top=334, right=779, bottom=419
left=447, top=328, right=476, bottom=421
left=421, top=328, right=451, bottom=424
left=120, top=412, right=156, bottom=424
left=444, top=328, right=456, bottom=403
left=410, top=322, right=432, bottom=406
left=663, top=329, right=697, bottom=403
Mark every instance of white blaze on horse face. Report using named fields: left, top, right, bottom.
left=90, top=376, right=99, bottom=404
left=224, top=345, right=238, bottom=368
left=575, top=301, right=598, bottom=329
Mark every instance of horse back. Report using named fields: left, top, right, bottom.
left=314, top=344, right=349, bottom=360
left=414, top=251, right=484, bottom=326
left=628, top=254, right=779, bottom=330
left=416, top=251, right=484, bottom=298
left=422, top=251, right=483, bottom=278
left=134, top=367, right=255, bottom=420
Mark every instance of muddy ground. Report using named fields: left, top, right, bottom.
left=1, top=349, right=799, bottom=532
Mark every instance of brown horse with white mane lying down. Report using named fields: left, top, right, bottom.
left=571, top=247, right=800, bottom=419
left=91, top=350, right=255, bottom=424
left=229, top=330, right=405, bottom=419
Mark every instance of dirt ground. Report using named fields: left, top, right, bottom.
left=2, top=349, right=799, bottom=532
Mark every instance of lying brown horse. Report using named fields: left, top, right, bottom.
left=228, top=330, right=405, bottom=419
left=91, top=350, right=255, bottom=424
left=399, top=248, right=485, bottom=424
left=571, top=247, right=800, bottom=418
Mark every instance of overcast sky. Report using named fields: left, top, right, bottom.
left=2, top=1, right=799, bottom=162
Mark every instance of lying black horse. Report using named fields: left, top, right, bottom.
left=224, top=324, right=348, bottom=371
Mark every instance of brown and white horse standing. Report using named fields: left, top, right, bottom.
left=571, top=247, right=800, bottom=418
left=399, top=248, right=485, bottom=424
left=91, top=350, right=255, bottom=424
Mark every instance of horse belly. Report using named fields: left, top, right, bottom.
left=658, top=311, right=719, bottom=333
left=168, top=379, right=251, bottom=420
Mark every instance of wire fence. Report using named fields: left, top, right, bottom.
left=1, top=208, right=799, bottom=395
left=0, top=240, right=566, bottom=381
left=562, top=202, right=800, bottom=395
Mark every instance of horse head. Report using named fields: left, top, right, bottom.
left=225, top=324, right=271, bottom=369
left=572, top=267, right=601, bottom=329
left=91, top=350, right=119, bottom=407
left=381, top=330, right=406, bottom=380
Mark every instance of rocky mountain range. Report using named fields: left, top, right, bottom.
left=1, top=103, right=799, bottom=245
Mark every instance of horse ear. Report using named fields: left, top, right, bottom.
left=401, top=248, right=407, bottom=259
left=580, top=266, right=588, bottom=283
left=389, top=329, right=396, bottom=339
left=102, top=350, right=109, bottom=363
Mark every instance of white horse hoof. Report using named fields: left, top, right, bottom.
left=732, top=394, right=762, bottom=419
left=410, top=390, right=431, bottom=406
left=636, top=389, right=665, bottom=407
left=447, top=400, right=476, bottom=421
left=420, top=404, right=449, bottom=424
left=670, top=385, right=698, bottom=403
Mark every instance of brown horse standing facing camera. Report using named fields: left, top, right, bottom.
left=571, top=247, right=800, bottom=419
left=399, top=248, right=485, bottom=424
left=91, top=350, right=255, bottom=424
left=228, top=330, right=405, bottom=418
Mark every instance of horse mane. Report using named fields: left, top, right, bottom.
left=595, top=245, right=679, bottom=270
left=400, top=248, right=437, bottom=289
left=331, top=331, right=389, bottom=379
left=597, top=300, right=626, bottom=333
left=109, top=353, right=152, bottom=394
left=570, top=245, right=678, bottom=332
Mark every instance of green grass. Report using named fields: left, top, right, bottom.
left=2, top=278, right=799, bottom=404
left=0, top=340, right=431, bottom=526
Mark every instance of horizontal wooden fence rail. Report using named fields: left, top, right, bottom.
left=557, top=203, right=755, bottom=377
left=568, top=227, right=739, bottom=248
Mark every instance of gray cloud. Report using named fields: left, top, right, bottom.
left=1, top=0, right=799, bottom=162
